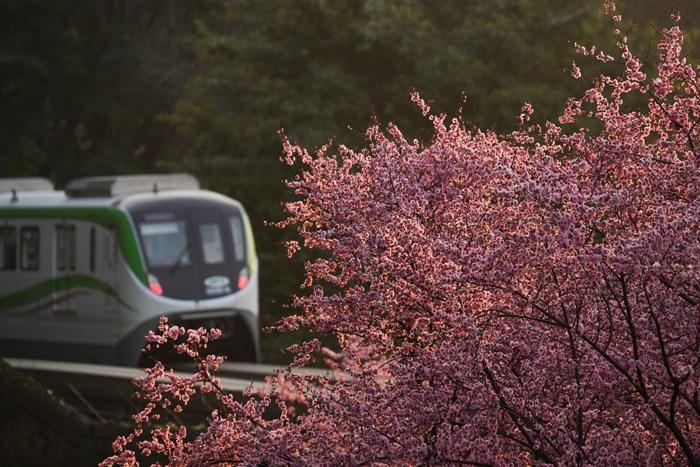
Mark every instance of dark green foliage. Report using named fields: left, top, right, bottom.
left=0, top=0, right=203, bottom=181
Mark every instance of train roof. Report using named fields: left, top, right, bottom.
left=0, top=174, right=230, bottom=208
left=65, top=174, right=199, bottom=198
left=0, top=177, right=54, bottom=193
left=0, top=174, right=240, bottom=210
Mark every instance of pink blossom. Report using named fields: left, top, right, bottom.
left=519, top=102, right=534, bottom=125
left=106, top=8, right=700, bottom=467
left=570, top=60, right=582, bottom=79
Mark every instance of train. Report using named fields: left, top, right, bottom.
left=0, top=174, right=259, bottom=366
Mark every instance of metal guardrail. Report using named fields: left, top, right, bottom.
left=6, top=358, right=269, bottom=392
left=207, top=361, right=342, bottom=380
left=4, top=358, right=271, bottom=423
left=4, top=358, right=347, bottom=424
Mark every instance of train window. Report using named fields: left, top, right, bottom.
left=89, top=227, right=96, bottom=272
left=229, top=217, right=245, bottom=262
left=55, top=225, right=77, bottom=271
left=20, top=227, right=40, bottom=271
left=0, top=226, right=17, bottom=270
left=139, top=220, right=190, bottom=267
left=199, top=223, right=224, bottom=264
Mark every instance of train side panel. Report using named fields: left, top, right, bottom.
left=0, top=215, right=133, bottom=359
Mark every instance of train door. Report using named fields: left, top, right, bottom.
left=0, top=223, right=25, bottom=343
left=103, top=226, right=119, bottom=315
left=16, top=221, right=51, bottom=345
left=0, top=223, right=18, bottom=302
left=52, top=221, right=76, bottom=316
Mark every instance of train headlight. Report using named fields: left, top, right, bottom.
left=237, top=267, right=249, bottom=290
left=148, top=273, right=163, bottom=296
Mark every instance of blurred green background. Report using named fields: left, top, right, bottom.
left=1, top=0, right=698, bottom=362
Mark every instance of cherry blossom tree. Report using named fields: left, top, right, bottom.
left=103, top=5, right=700, bottom=466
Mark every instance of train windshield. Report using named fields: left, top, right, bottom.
left=139, top=220, right=190, bottom=268
left=128, top=198, right=248, bottom=300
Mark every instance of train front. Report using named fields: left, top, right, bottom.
left=122, top=191, right=259, bottom=366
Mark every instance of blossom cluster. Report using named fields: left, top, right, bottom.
left=107, top=6, right=700, bottom=466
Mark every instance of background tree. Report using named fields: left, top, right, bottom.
left=0, top=0, right=203, bottom=179
left=103, top=6, right=700, bottom=466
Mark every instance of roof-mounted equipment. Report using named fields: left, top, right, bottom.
left=0, top=178, right=55, bottom=193
left=65, top=174, right=200, bottom=198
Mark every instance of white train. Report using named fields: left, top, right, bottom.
left=0, top=174, right=259, bottom=366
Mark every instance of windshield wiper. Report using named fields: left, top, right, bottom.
left=169, top=242, right=190, bottom=275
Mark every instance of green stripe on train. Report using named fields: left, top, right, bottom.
left=242, top=209, right=258, bottom=274
left=0, top=207, right=147, bottom=284
left=0, top=274, right=130, bottom=311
